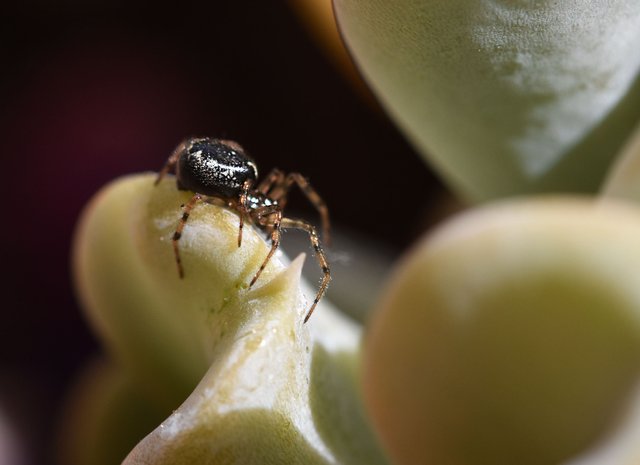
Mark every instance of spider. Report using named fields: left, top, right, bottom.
left=154, top=137, right=331, bottom=323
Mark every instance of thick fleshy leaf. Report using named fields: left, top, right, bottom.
left=71, top=174, right=387, bottom=464
left=601, top=122, right=640, bottom=203
left=363, top=197, right=640, bottom=465
left=333, top=0, right=640, bottom=201
left=57, top=360, right=166, bottom=465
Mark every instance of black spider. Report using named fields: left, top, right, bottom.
left=155, top=137, right=331, bottom=323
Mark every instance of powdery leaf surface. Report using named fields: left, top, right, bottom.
left=72, top=174, right=388, bottom=465
left=334, top=0, right=640, bottom=200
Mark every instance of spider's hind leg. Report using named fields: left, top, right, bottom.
left=155, top=139, right=189, bottom=185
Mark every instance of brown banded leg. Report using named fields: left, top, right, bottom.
left=270, top=173, right=331, bottom=247
left=172, top=193, right=202, bottom=278
left=155, top=139, right=189, bottom=185
left=237, top=179, right=253, bottom=247
left=249, top=207, right=283, bottom=288
left=256, top=168, right=286, bottom=195
left=280, top=217, right=331, bottom=323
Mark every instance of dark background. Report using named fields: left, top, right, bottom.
left=0, top=2, right=445, bottom=463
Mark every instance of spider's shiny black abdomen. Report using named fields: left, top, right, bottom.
left=176, top=138, right=258, bottom=198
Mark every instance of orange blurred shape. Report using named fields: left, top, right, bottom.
left=288, top=0, right=378, bottom=108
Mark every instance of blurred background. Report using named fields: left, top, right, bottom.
left=0, top=1, right=446, bottom=463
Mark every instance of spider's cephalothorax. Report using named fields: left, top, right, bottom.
left=155, top=137, right=331, bottom=323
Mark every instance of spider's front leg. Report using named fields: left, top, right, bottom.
left=236, top=179, right=253, bottom=248
left=171, top=193, right=202, bottom=278
left=280, top=217, right=331, bottom=323
left=256, top=168, right=286, bottom=195
left=248, top=206, right=283, bottom=288
left=267, top=172, right=331, bottom=247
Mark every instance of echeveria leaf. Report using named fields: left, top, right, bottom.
left=71, top=174, right=387, bottom=465
left=602, top=122, right=640, bottom=204
left=57, top=360, right=166, bottom=465
left=363, top=196, right=640, bottom=465
left=333, top=0, right=640, bottom=201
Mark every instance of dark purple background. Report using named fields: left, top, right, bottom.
left=0, top=2, right=443, bottom=463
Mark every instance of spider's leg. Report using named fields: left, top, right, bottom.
left=155, top=139, right=188, bottom=185
left=269, top=173, right=331, bottom=246
left=256, top=168, right=285, bottom=195
left=249, top=207, right=283, bottom=288
left=281, top=217, right=331, bottom=323
left=172, top=193, right=202, bottom=278
left=237, top=179, right=253, bottom=247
